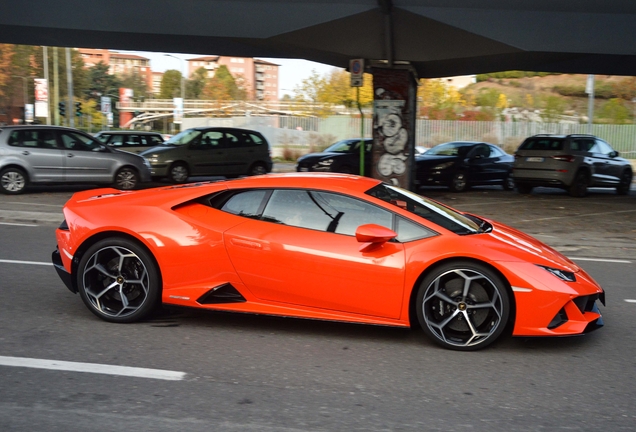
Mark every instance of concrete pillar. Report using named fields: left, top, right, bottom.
left=371, top=67, right=418, bottom=190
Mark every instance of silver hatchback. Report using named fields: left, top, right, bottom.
left=513, top=134, right=633, bottom=197
left=0, top=125, right=152, bottom=194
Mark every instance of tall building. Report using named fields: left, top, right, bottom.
left=77, top=49, right=154, bottom=92
left=187, top=56, right=279, bottom=101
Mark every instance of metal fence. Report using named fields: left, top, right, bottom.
left=182, top=116, right=636, bottom=159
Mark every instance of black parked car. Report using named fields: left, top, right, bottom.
left=296, top=138, right=373, bottom=175
left=415, top=141, right=514, bottom=192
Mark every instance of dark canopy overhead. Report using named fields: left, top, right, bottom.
left=2, top=0, right=636, bottom=77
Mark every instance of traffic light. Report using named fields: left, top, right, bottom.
left=58, top=102, right=66, bottom=117
left=75, top=102, right=82, bottom=117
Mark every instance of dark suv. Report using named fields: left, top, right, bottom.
left=94, top=131, right=164, bottom=154
left=513, top=134, right=633, bottom=197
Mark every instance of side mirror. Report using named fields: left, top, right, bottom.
left=355, top=224, right=397, bottom=245
left=610, top=151, right=619, bottom=158
left=92, top=145, right=108, bottom=152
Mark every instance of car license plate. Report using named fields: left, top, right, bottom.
left=526, top=157, right=544, bottom=162
left=299, top=167, right=309, bottom=172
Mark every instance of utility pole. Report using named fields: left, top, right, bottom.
left=53, top=47, right=60, bottom=126
left=65, top=47, right=74, bottom=128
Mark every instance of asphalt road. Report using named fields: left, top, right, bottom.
left=0, top=174, right=635, bottom=431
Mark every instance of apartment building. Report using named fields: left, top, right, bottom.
left=77, top=49, right=154, bottom=91
left=187, top=56, right=279, bottom=101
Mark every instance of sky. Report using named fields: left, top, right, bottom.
left=118, top=50, right=340, bottom=99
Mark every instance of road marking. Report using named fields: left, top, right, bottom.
left=4, top=201, right=62, bottom=207
left=0, top=259, right=52, bottom=266
left=0, top=356, right=186, bottom=381
left=569, top=257, right=632, bottom=264
left=0, top=222, right=38, bottom=227
left=625, top=299, right=636, bottom=303
left=517, top=208, right=636, bottom=223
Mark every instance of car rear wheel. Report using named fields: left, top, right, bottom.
left=0, top=167, right=28, bottom=195
left=169, top=163, right=189, bottom=183
left=416, top=261, right=510, bottom=351
left=502, top=173, right=515, bottom=191
left=77, top=237, right=161, bottom=323
left=449, top=172, right=469, bottom=192
left=248, top=162, right=268, bottom=176
left=569, top=171, right=589, bottom=197
left=616, top=169, right=633, bottom=195
left=114, top=167, right=139, bottom=190
left=516, top=183, right=533, bottom=194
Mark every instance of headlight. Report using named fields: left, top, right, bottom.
left=142, top=157, right=151, bottom=168
left=147, top=155, right=159, bottom=164
left=317, top=159, right=334, bottom=167
left=537, top=265, right=576, bottom=282
left=433, top=161, right=455, bottom=170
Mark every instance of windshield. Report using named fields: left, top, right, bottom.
left=325, top=139, right=366, bottom=153
left=366, top=183, right=482, bottom=235
left=163, top=129, right=202, bottom=146
left=426, top=142, right=473, bottom=157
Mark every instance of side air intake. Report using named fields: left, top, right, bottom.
left=197, top=284, right=246, bottom=304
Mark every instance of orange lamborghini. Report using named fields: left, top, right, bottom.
left=52, top=173, right=605, bottom=350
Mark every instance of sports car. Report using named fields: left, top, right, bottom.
left=52, top=173, right=605, bottom=351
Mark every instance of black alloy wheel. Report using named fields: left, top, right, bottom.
left=616, top=169, right=633, bottom=195
left=569, top=171, right=589, bottom=197
left=77, top=237, right=161, bottom=323
left=502, top=173, right=515, bottom=191
left=114, top=167, right=139, bottom=190
left=0, top=167, right=28, bottom=194
left=416, top=261, right=510, bottom=351
left=248, top=162, right=268, bottom=176
left=449, top=172, right=469, bottom=192
left=169, top=162, right=190, bottom=183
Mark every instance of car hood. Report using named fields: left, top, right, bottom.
left=297, top=152, right=346, bottom=163
left=139, top=145, right=178, bottom=156
left=415, top=155, right=458, bottom=166
left=486, top=220, right=580, bottom=272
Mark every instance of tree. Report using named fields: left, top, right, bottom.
left=186, top=67, right=207, bottom=99
left=202, top=65, right=245, bottom=100
left=293, top=69, right=327, bottom=103
left=418, top=79, right=465, bottom=119
left=598, top=98, right=630, bottom=123
left=160, top=69, right=183, bottom=99
left=120, top=70, right=149, bottom=100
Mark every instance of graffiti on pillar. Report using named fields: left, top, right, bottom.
left=371, top=68, right=416, bottom=189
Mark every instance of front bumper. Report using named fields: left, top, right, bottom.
left=52, top=248, right=76, bottom=294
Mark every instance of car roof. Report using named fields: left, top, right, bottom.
left=227, top=173, right=382, bottom=194
left=190, top=126, right=260, bottom=133
left=95, top=130, right=162, bottom=135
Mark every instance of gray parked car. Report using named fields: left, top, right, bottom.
left=0, top=125, right=152, bottom=194
left=94, top=130, right=164, bottom=154
left=139, top=127, right=273, bottom=183
left=513, top=134, right=633, bottom=197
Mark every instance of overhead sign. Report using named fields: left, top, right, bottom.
left=350, top=59, right=364, bottom=87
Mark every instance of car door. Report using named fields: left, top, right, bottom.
left=222, top=189, right=406, bottom=319
left=465, top=143, right=500, bottom=184
left=188, top=129, right=229, bottom=176
left=57, top=130, right=114, bottom=182
left=588, top=139, right=618, bottom=185
left=223, top=130, right=250, bottom=175
left=6, top=129, right=65, bottom=182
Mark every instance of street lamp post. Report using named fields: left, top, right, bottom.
left=164, top=54, right=185, bottom=101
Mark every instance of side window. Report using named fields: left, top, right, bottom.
left=220, top=190, right=270, bottom=218
left=109, top=135, right=125, bottom=147
left=145, top=135, right=163, bottom=146
left=224, top=131, right=242, bottom=147
left=59, top=131, right=99, bottom=151
left=592, top=139, right=614, bottom=155
left=248, top=133, right=264, bottom=146
left=125, top=135, right=142, bottom=148
left=395, top=217, right=436, bottom=242
left=199, top=131, right=223, bottom=148
left=9, top=130, right=57, bottom=148
left=262, top=189, right=393, bottom=235
left=35, top=130, right=58, bottom=149
left=95, top=134, right=111, bottom=144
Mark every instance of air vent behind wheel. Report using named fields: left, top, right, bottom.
left=197, top=283, right=246, bottom=304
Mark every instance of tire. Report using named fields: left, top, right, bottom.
left=114, top=167, right=139, bottom=190
left=616, top=169, right=633, bottom=195
left=502, top=173, right=515, bottom=191
left=416, top=261, right=510, bottom=351
left=449, top=172, right=469, bottom=192
left=169, top=162, right=189, bottom=183
left=568, top=170, right=589, bottom=197
left=76, top=237, right=161, bottom=323
left=248, top=162, right=268, bottom=176
left=516, top=183, right=533, bottom=194
left=0, top=167, right=28, bottom=195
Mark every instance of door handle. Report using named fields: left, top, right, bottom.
left=67, top=153, right=74, bottom=158
left=230, top=238, right=263, bottom=250
left=22, top=151, right=30, bottom=155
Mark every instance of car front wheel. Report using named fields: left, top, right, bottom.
left=114, top=167, right=139, bottom=190
left=449, top=172, right=469, bottom=192
left=77, top=237, right=161, bottom=323
left=503, top=173, right=515, bottom=191
left=569, top=171, right=589, bottom=197
left=617, top=169, right=633, bottom=195
left=416, top=261, right=510, bottom=351
left=0, top=167, right=28, bottom=194
left=169, top=163, right=190, bottom=183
